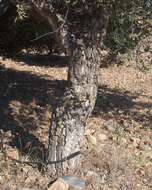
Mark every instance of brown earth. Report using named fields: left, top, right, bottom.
left=0, top=54, right=151, bottom=190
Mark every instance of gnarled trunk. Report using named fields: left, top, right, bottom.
left=11, top=0, right=110, bottom=176
left=48, top=45, right=100, bottom=175
left=47, top=6, right=110, bottom=176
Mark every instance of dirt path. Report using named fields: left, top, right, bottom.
left=0, top=56, right=151, bottom=190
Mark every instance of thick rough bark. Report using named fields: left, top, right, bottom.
left=8, top=1, right=110, bottom=176
left=47, top=7, right=110, bottom=176
left=48, top=45, right=101, bottom=175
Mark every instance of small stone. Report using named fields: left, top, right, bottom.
left=97, top=134, right=107, bottom=141
left=86, top=170, right=97, bottom=177
left=48, top=176, right=85, bottom=190
left=25, top=176, right=37, bottom=183
left=48, top=178, right=69, bottom=190
left=132, top=138, right=140, bottom=147
left=6, top=148, right=19, bottom=160
left=61, top=176, right=85, bottom=190
left=86, top=134, right=97, bottom=145
left=85, top=128, right=95, bottom=136
left=104, top=120, right=117, bottom=132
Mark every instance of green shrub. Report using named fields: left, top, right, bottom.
left=106, top=0, right=152, bottom=53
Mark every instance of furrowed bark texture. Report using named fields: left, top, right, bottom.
left=47, top=6, right=111, bottom=175
left=3, top=0, right=111, bottom=176
left=48, top=45, right=101, bottom=175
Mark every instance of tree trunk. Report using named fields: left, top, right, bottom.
left=47, top=7, right=110, bottom=176
left=48, top=46, right=100, bottom=175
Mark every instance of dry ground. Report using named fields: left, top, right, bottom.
left=0, top=54, right=151, bottom=190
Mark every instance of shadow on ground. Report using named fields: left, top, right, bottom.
left=0, top=65, right=67, bottom=162
left=94, top=86, right=152, bottom=128
left=7, top=53, right=69, bottom=67
left=0, top=64, right=151, bottom=164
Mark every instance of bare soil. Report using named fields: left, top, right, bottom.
left=0, top=54, right=151, bottom=190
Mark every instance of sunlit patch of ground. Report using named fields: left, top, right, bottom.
left=0, top=56, right=151, bottom=190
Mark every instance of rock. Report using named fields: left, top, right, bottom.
left=25, top=176, right=37, bottom=183
left=48, top=178, right=69, bottom=190
left=97, top=134, right=107, bottom=141
left=6, top=147, right=19, bottom=160
left=86, top=134, right=97, bottom=145
left=86, top=170, right=100, bottom=179
left=62, top=176, right=85, bottom=190
left=132, top=137, right=140, bottom=147
left=104, top=120, right=117, bottom=132
left=48, top=176, right=85, bottom=190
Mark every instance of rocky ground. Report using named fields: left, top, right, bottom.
left=0, top=54, right=151, bottom=190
